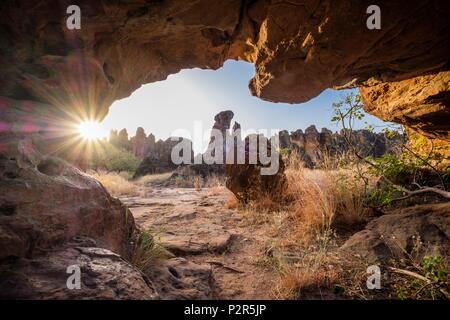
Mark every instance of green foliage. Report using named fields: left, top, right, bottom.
left=104, top=148, right=140, bottom=173
left=331, top=92, right=364, bottom=124
left=396, top=256, right=449, bottom=300
left=367, top=154, right=417, bottom=181
left=91, top=142, right=140, bottom=173
left=331, top=91, right=446, bottom=209
left=422, top=256, right=448, bottom=283
left=364, top=153, right=426, bottom=206
left=367, top=187, right=395, bottom=206
left=382, top=127, right=399, bottom=139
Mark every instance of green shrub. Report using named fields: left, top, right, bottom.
left=104, top=148, right=140, bottom=173
left=367, top=154, right=418, bottom=181
left=90, top=142, right=140, bottom=173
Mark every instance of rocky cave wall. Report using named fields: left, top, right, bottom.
left=0, top=0, right=449, bottom=299
left=0, top=0, right=449, bottom=140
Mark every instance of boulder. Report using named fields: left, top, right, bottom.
left=144, top=257, right=215, bottom=300
left=226, top=134, right=287, bottom=204
left=0, top=138, right=136, bottom=261
left=340, top=203, right=450, bottom=263
left=0, top=242, right=158, bottom=300
left=0, top=131, right=162, bottom=299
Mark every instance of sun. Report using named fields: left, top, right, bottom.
left=78, top=121, right=106, bottom=140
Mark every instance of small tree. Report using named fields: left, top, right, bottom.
left=331, top=91, right=449, bottom=206
left=91, top=142, right=140, bottom=173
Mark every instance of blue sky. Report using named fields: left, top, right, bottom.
left=102, top=60, right=388, bottom=153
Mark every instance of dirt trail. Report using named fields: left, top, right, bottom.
left=120, top=186, right=274, bottom=299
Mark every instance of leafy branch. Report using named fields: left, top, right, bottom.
left=331, top=92, right=449, bottom=206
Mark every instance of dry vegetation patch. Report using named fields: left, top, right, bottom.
left=240, top=152, right=379, bottom=299
left=136, top=172, right=173, bottom=186
left=90, top=171, right=139, bottom=197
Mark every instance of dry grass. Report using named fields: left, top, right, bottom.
left=237, top=194, right=284, bottom=227
left=285, top=153, right=372, bottom=239
left=136, top=172, right=173, bottom=186
left=173, top=172, right=225, bottom=189
left=204, top=174, right=224, bottom=188
left=193, top=176, right=203, bottom=191
left=247, top=151, right=376, bottom=299
left=252, top=194, right=282, bottom=213
left=90, top=171, right=138, bottom=197
left=132, top=229, right=173, bottom=272
left=224, top=194, right=239, bottom=209
left=273, top=267, right=339, bottom=300
left=316, top=149, right=355, bottom=170
left=243, top=151, right=370, bottom=236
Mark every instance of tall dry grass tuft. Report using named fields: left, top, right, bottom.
left=238, top=194, right=283, bottom=226
left=316, top=149, right=355, bottom=170
left=256, top=151, right=373, bottom=298
left=90, top=171, right=138, bottom=197
left=288, top=168, right=336, bottom=237
left=273, top=267, right=339, bottom=300
left=136, top=172, right=173, bottom=186
left=132, top=229, right=172, bottom=272
left=285, top=151, right=370, bottom=241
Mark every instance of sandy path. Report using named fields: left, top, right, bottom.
left=120, top=186, right=274, bottom=299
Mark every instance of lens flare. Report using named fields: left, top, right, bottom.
left=78, top=121, right=106, bottom=140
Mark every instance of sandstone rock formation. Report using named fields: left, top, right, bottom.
left=209, top=110, right=235, bottom=163
left=0, top=244, right=158, bottom=300
left=110, top=128, right=132, bottom=151
left=131, top=127, right=148, bottom=159
left=1, top=0, right=448, bottom=141
left=161, top=110, right=237, bottom=183
left=0, top=105, right=158, bottom=299
left=213, top=110, right=235, bottom=132
left=133, top=111, right=236, bottom=179
left=283, top=125, right=402, bottom=167
left=130, top=127, right=157, bottom=159
left=0, top=140, right=135, bottom=261
left=340, top=202, right=450, bottom=263
left=134, top=137, right=194, bottom=177
left=226, top=134, right=287, bottom=204
left=0, top=0, right=449, bottom=300
left=360, top=71, right=450, bottom=140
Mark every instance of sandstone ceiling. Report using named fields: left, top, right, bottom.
left=0, top=0, right=449, bottom=139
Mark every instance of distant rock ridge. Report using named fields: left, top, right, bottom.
left=133, top=136, right=194, bottom=177
left=279, top=125, right=403, bottom=168
left=119, top=121, right=402, bottom=174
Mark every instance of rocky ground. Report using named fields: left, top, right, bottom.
left=119, top=182, right=450, bottom=300
left=120, top=186, right=274, bottom=299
